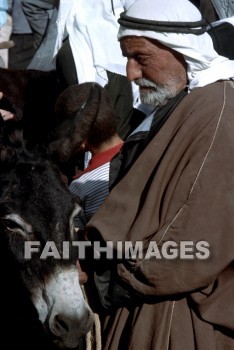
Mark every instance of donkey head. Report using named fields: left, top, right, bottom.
left=0, top=117, right=93, bottom=348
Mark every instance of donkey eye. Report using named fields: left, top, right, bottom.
left=69, top=204, right=81, bottom=240
left=2, top=219, right=28, bottom=236
left=3, top=219, right=21, bottom=230
left=1, top=214, right=33, bottom=237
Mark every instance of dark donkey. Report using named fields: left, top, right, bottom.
left=0, top=116, right=93, bottom=349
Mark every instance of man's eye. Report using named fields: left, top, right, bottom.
left=136, top=55, right=147, bottom=64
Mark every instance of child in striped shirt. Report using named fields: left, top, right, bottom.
left=52, top=82, right=123, bottom=229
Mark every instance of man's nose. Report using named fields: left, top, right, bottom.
left=126, top=59, right=142, bottom=81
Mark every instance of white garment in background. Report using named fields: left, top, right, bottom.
left=0, top=14, right=12, bottom=67
left=54, top=0, right=136, bottom=87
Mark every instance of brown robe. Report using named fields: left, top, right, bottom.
left=86, top=81, right=234, bottom=349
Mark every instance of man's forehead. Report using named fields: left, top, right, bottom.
left=120, top=36, right=161, bottom=53
left=121, top=36, right=150, bottom=48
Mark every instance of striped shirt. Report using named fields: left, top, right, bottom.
left=69, top=143, right=123, bottom=229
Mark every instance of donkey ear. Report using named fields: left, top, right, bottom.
left=48, top=83, right=101, bottom=163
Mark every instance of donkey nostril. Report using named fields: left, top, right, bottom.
left=54, top=315, right=69, bottom=333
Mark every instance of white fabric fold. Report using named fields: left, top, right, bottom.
left=54, top=0, right=136, bottom=86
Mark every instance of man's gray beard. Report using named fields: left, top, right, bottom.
left=135, top=78, right=181, bottom=107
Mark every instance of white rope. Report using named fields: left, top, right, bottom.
left=81, top=285, right=102, bottom=350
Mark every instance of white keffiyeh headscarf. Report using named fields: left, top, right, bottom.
left=118, top=0, right=234, bottom=91
left=54, top=0, right=136, bottom=87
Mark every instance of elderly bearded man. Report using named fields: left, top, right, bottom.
left=83, top=0, right=234, bottom=349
